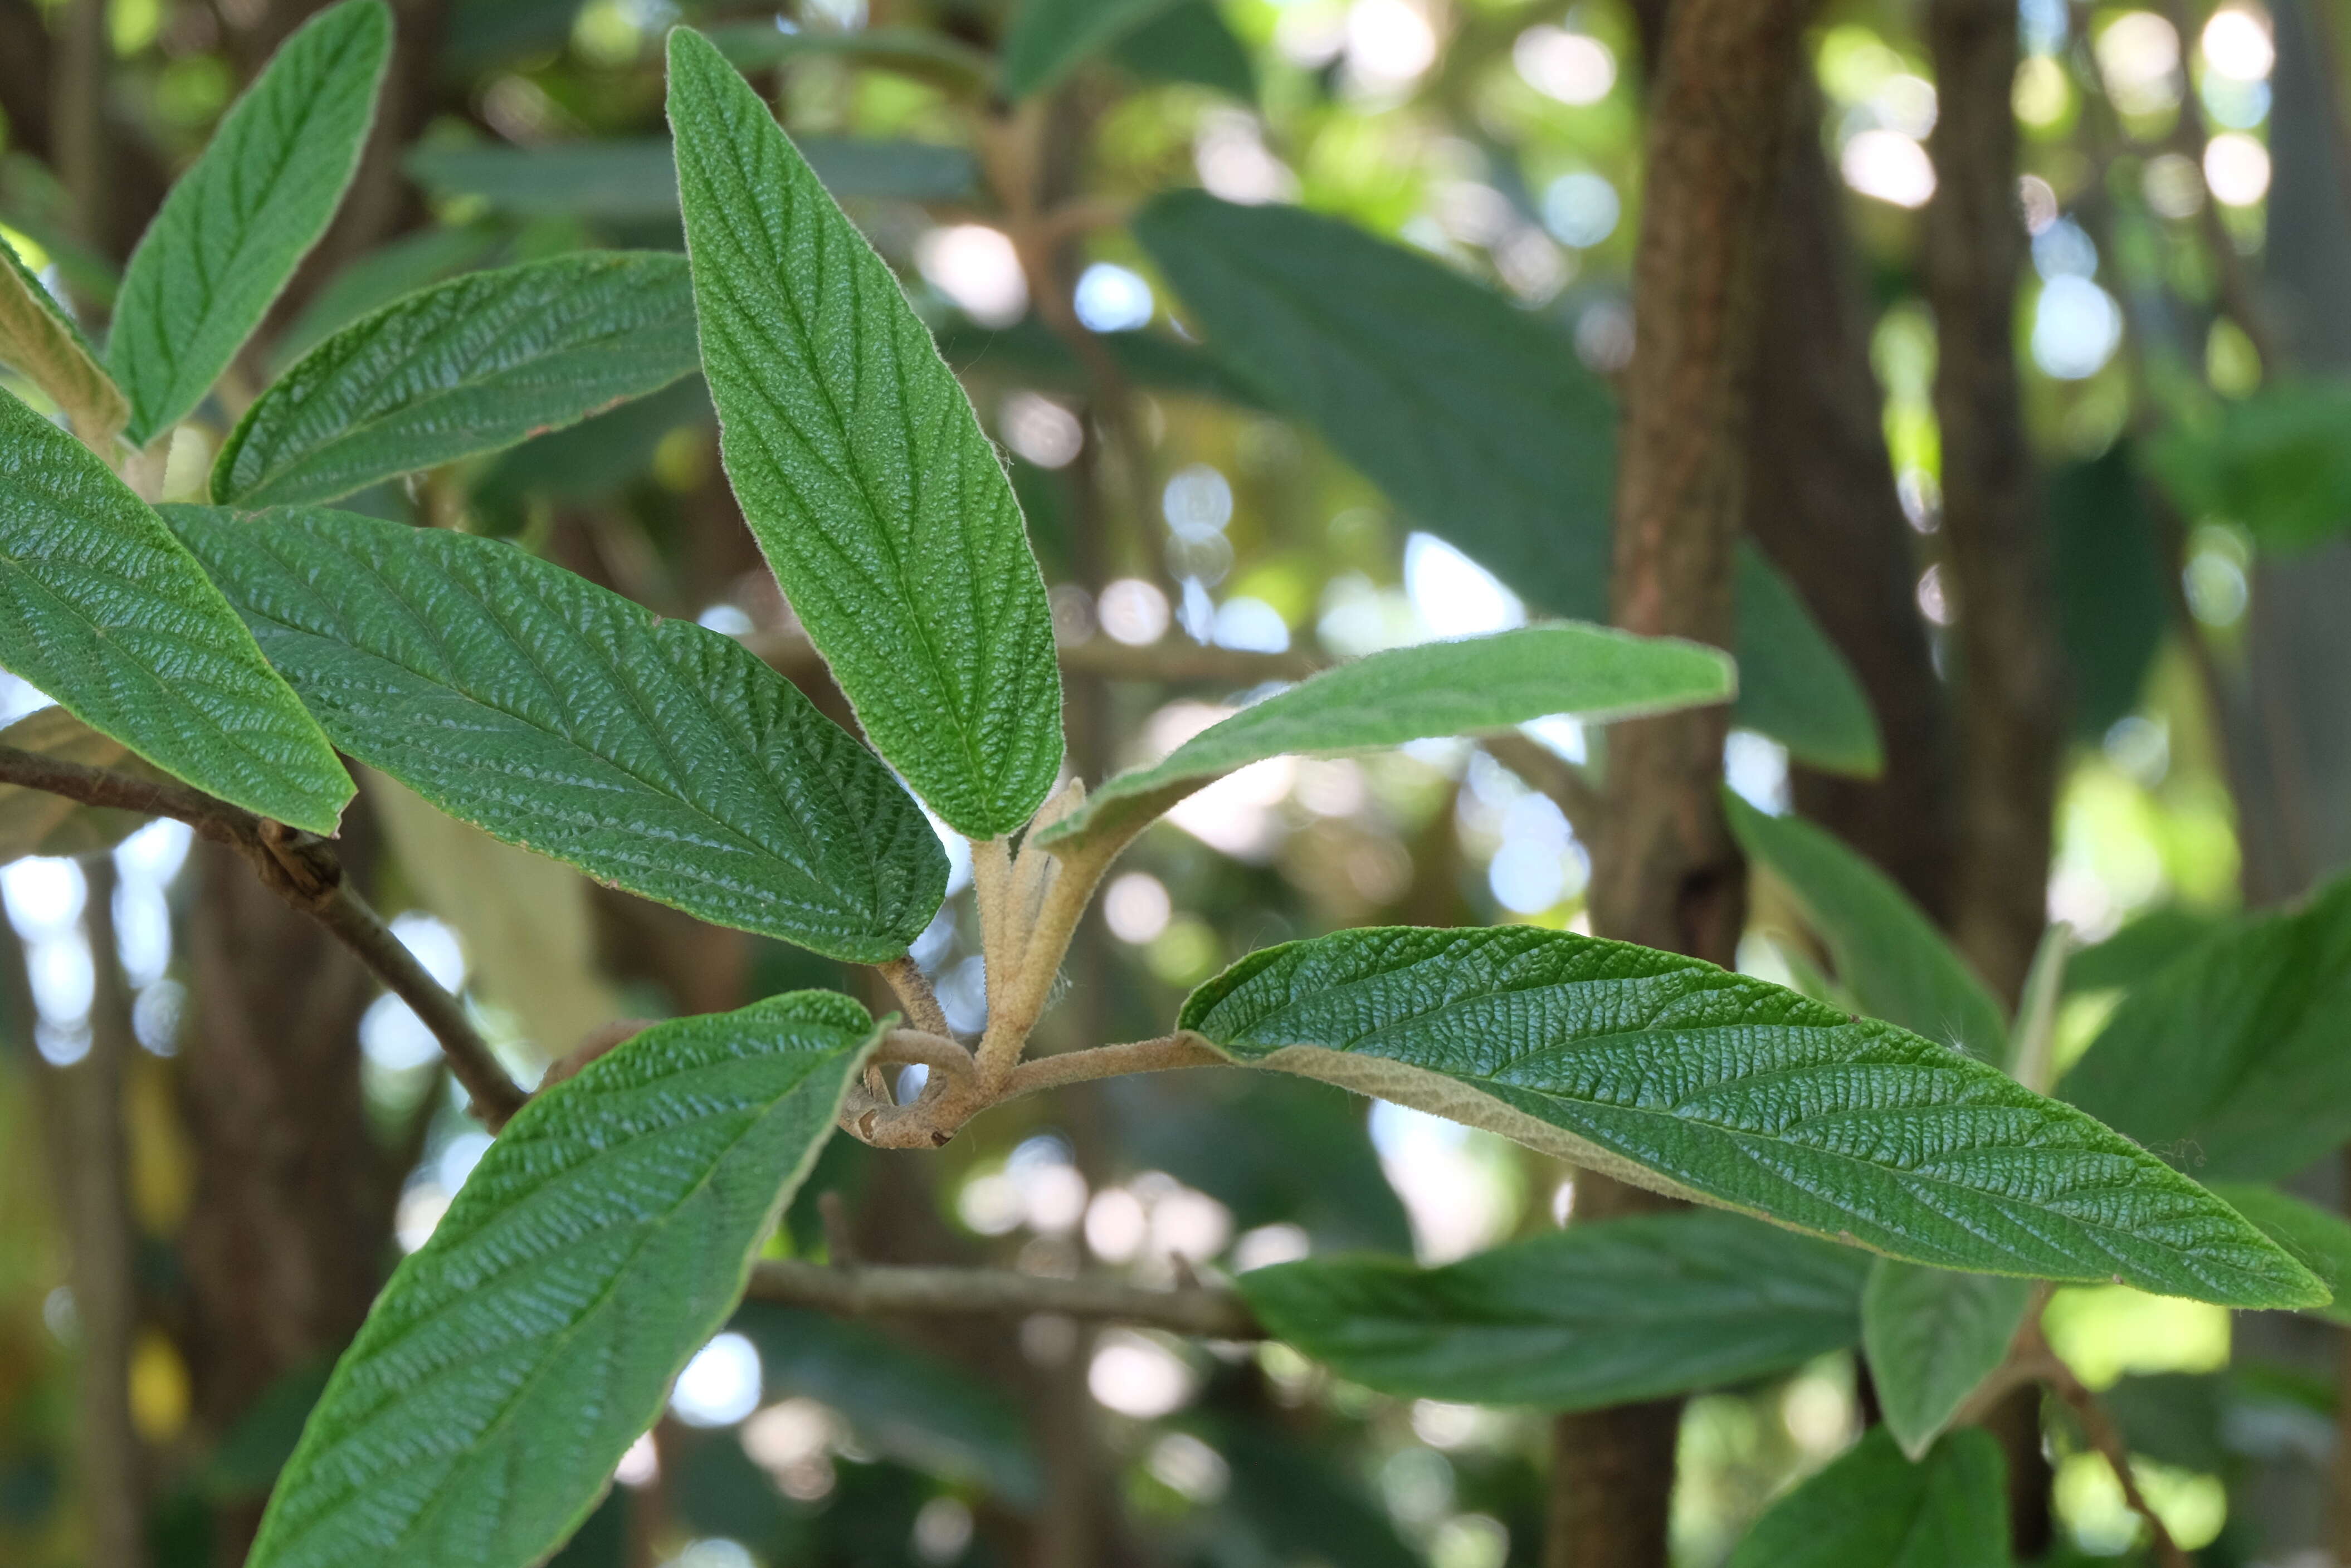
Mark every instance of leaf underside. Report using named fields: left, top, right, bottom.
left=165, top=505, right=948, bottom=960
left=669, top=29, right=1062, bottom=838
left=1181, top=926, right=2325, bottom=1308
left=245, top=991, right=877, bottom=1568
left=0, top=706, right=170, bottom=863
left=0, top=390, right=352, bottom=831
left=0, top=231, right=126, bottom=443
left=214, top=251, right=702, bottom=507
left=1038, top=623, right=1731, bottom=853
left=1861, top=1259, right=2033, bottom=1459
left=108, top=0, right=391, bottom=446
left=1240, top=1209, right=1867, bottom=1409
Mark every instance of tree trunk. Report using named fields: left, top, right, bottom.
left=1560, top=0, right=1813, bottom=1558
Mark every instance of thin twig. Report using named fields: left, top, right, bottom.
left=0, top=744, right=525, bottom=1127
left=1002, top=1034, right=1227, bottom=1100
left=745, top=1258, right=1264, bottom=1338
left=875, top=954, right=952, bottom=1039
left=2027, top=1332, right=2190, bottom=1568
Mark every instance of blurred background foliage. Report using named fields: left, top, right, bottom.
left=0, top=0, right=2348, bottom=1561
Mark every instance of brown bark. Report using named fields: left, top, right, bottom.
left=177, top=828, right=408, bottom=1563
left=1561, top=0, right=1813, bottom=1559
left=1923, top=0, right=2065, bottom=1007
left=1744, top=82, right=1957, bottom=919
left=26, top=865, right=148, bottom=1568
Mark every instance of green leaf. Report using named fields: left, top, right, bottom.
left=0, top=230, right=125, bottom=445
left=164, top=504, right=948, bottom=961
left=1732, top=544, right=1884, bottom=776
left=404, top=136, right=981, bottom=222
left=1002, top=0, right=1186, bottom=97
left=108, top=0, right=391, bottom=446
left=2050, top=446, right=2168, bottom=738
left=1725, top=1428, right=2011, bottom=1568
left=2065, top=906, right=2235, bottom=995
left=1861, top=1261, right=2033, bottom=1459
left=2149, top=376, right=2351, bottom=551
left=733, top=1303, right=1043, bottom=1505
left=1238, top=1210, right=1867, bottom=1409
left=669, top=30, right=1062, bottom=839
left=213, top=252, right=700, bottom=507
left=0, top=706, right=170, bottom=864
left=270, top=224, right=508, bottom=372
left=1038, top=624, right=1731, bottom=853
left=2207, top=1183, right=2351, bottom=1327
left=1110, top=2, right=1257, bottom=97
left=1130, top=191, right=1877, bottom=774
left=2061, top=877, right=2351, bottom=1182
left=703, top=23, right=994, bottom=94
left=245, top=991, right=878, bottom=1568
left=1179, top=926, right=2326, bottom=1308
left=1725, top=792, right=2007, bottom=1059
left=0, top=390, right=352, bottom=830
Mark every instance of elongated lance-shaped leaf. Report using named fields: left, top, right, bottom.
left=1038, top=624, right=1731, bottom=855
left=2061, top=875, right=2351, bottom=1181
left=245, top=991, right=879, bottom=1568
left=1238, top=1210, right=1867, bottom=1409
left=0, top=390, right=351, bottom=829
left=165, top=505, right=948, bottom=960
left=668, top=30, right=1061, bottom=838
left=0, top=706, right=171, bottom=864
left=1725, top=1428, right=2010, bottom=1568
left=0, top=232, right=125, bottom=446
left=1726, top=792, right=2007, bottom=1059
left=1861, top=1261, right=2033, bottom=1459
left=1179, top=926, right=2327, bottom=1308
left=2209, top=1183, right=2351, bottom=1327
left=1002, top=0, right=1185, bottom=97
left=214, top=253, right=700, bottom=507
left=1130, top=190, right=1880, bottom=775
left=108, top=0, right=391, bottom=446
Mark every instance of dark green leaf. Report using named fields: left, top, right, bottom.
left=2064, top=905, right=2236, bottom=995
left=2061, top=877, right=2351, bottom=1181
left=0, top=706, right=168, bottom=864
left=2208, top=1183, right=2351, bottom=1327
left=1207, top=1419, right=1421, bottom=1568
left=214, top=252, right=700, bottom=507
left=404, top=136, right=979, bottom=222
left=670, top=30, right=1062, bottom=838
left=1180, top=926, right=2326, bottom=1307
left=704, top=22, right=993, bottom=94
left=472, top=376, right=714, bottom=516
left=245, top=991, right=877, bottom=1568
left=1726, top=792, right=2006, bottom=1059
left=2149, top=377, right=2351, bottom=551
left=165, top=504, right=948, bottom=961
left=1239, top=1210, right=1867, bottom=1408
left=1002, top=0, right=1184, bottom=97
left=936, top=316, right=1271, bottom=409
left=1110, top=1, right=1257, bottom=99
left=1861, top=1261, right=2033, bottom=1459
left=1733, top=544, right=1884, bottom=776
left=1039, top=624, right=1731, bottom=854
left=269, top=225, right=508, bottom=372
left=1131, top=191, right=1877, bottom=774
left=108, top=0, right=391, bottom=445
left=1725, top=1428, right=2011, bottom=1568
left=0, top=230, right=124, bottom=444
left=733, top=1303, right=1043, bottom=1504
left=0, top=390, right=351, bottom=831
left=2050, top=446, right=2169, bottom=738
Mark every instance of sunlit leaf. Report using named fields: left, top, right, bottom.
left=1039, top=624, right=1730, bottom=854
left=670, top=29, right=1062, bottom=838
left=2061, top=875, right=2351, bottom=1181
left=0, top=230, right=124, bottom=446
left=245, top=991, right=878, bottom=1568
left=1861, top=1261, right=2033, bottom=1459
left=108, top=0, right=391, bottom=445
left=166, top=504, right=947, bottom=961
left=0, top=390, right=351, bottom=831
left=1241, top=1210, right=1867, bottom=1408
left=1180, top=926, right=2325, bottom=1308
left=1132, top=190, right=1878, bottom=774
left=1726, top=792, right=2007, bottom=1059
left=214, top=252, right=700, bottom=507
left=1725, top=1428, right=2010, bottom=1568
